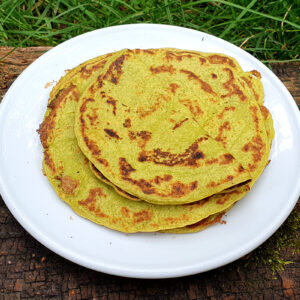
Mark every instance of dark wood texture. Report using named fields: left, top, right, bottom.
left=0, top=47, right=299, bottom=300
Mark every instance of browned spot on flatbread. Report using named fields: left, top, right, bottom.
left=119, top=157, right=136, bottom=176
left=133, top=210, right=153, bottom=223
left=250, top=70, right=261, bottom=78
left=104, top=54, right=127, bottom=84
left=211, top=73, right=217, bottom=79
left=165, top=51, right=206, bottom=64
left=38, top=84, right=77, bottom=148
left=180, top=69, right=216, bottom=95
left=121, top=207, right=130, bottom=218
left=104, top=128, right=121, bottom=139
left=208, top=55, right=236, bottom=68
left=215, top=121, right=231, bottom=146
left=123, top=118, right=131, bottom=128
left=143, top=49, right=155, bottom=55
left=86, top=110, right=98, bottom=126
left=106, top=98, right=117, bottom=115
left=169, top=83, right=180, bottom=94
left=241, top=76, right=259, bottom=101
left=128, top=130, right=152, bottom=148
left=207, top=175, right=234, bottom=188
left=80, top=59, right=107, bottom=79
left=119, top=157, right=197, bottom=198
left=222, top=68, right=247, bottom=102
left=205, top=158, right=219, bottom=165
left=60, top=176, right=79, bottom=195
left=180, top=99, right=203, bottom=117
left=173, top=118, right=189, bottom=130
left=78, top=188, right=108, bottom=218
left=137, top=137, right=207, bottom=167
left=154, top=175, right=173, bottom=185
left=44, top=150, right=56, bottom=173
left=219, top=153, right=234, bottom=165
left=163, top=214, right=189, bottom=224
left=260, top=105, right=270, bottom=120
left=242, top=135, right=266, bottom=170
left=217, top=106, right=236, bottom=119
left=150, top=65, right=176, bottom=74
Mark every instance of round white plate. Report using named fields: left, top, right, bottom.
left=0, top=24, right=299, bottom=279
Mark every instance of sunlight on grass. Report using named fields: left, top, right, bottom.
left=0, top=0, right=299, bottom=62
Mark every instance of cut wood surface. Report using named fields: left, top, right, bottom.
left=0, top=47, right=299, bottom=300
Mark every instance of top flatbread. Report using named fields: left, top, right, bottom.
left=74, top=49, right=269, bottom=205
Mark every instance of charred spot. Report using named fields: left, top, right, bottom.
left=83, top=136, right=101, bottom=156
left=97, top=158, right=109, bottom=166
left=173, top=118, right=189, bottom=130
left=106, top=97, right=117, bottom=115
left=103, top=54, right=127, bottom=85
left=192, top=151, right=205, bottom=160
left=80, top=60, right=107, bottom=79
left=104, top=128, right=121, bottom=139
left=238, top=164, right=245, bottom=173
left=208, top=55, right=235, bottom=68
left=211, top=73, right=217, bottom=79
left=78, top=188, right=108, bottom=218
left=123, top=118, right=131, bottom=128
left=260, top=105, right=270, bottom=120
left=219, top=153, right=234, bottom=165
left=86, top=113, right=98, bottom=126
left=138, top=152, right=147, bottom=162
left=39, top=84, right=77, bottom=148
left=250, top=70, right=261, bottom=78
left=205, top=158, right=219, bottom=165
left=190, top=181, right=198, bottom=190
left=227, top=175, right=234, bottom=181
left=241, top=76, right=259, bottom=101
left=136, top=137, right=208, bottom=167
left=143, top=49, right=154, bottom=55
left=169, top=83, right=180, bottom=94
left=133, top=210, right=153, bottom=223
left=150, top=65, right=176, bottom=74
left=154, top=174, right=173, bottom=185
left=44, top=150, right=56, bottom=173
left=60, top=176, right=79, bottom=195
left=216, top=194, right=231, bottom=205
left=80, top=98, right=95, bottom=113
left=119, top=157, right=136, bottom=176
left=180, top=69, right=216, bottom=95
left=222, top=68, right=247, bottom=102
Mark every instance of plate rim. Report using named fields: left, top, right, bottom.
left=0, top=23, right=300, bottom=279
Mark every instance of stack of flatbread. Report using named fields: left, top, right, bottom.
left=39, top=49, right=274, bottom=233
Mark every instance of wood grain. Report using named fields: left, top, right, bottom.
left=0, top=47, right=299, bottom=300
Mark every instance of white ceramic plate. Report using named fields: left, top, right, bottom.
left=0, top=24, right=299, bottom=279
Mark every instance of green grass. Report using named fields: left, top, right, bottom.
left=0, top=0, right=299, bottom=62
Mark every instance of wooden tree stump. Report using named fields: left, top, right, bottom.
left=0, top=47, right=299, bottom=300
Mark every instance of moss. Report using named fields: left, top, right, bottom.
left=241, top=204, right=300, bottom=273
